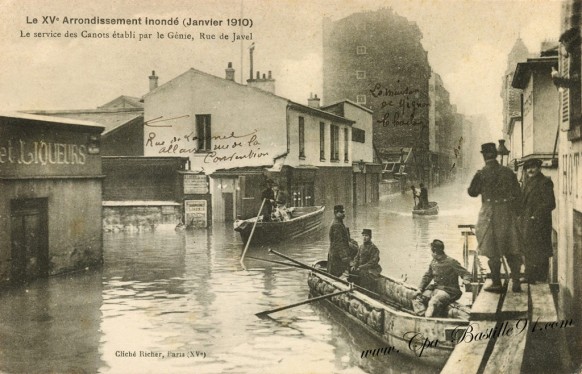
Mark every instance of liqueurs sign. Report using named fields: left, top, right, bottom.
left=0, top=139, right=87, bottom=165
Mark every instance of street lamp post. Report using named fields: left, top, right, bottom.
left=497, top=139, right=510, bottom=166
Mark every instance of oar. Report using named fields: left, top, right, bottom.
left=246, top=255, right=305, bottom=269
left=240, top=198, right=267, bottom=270
left=268, top=249, right=415, bottom=314
left=256, top=288, right=352, bottom=318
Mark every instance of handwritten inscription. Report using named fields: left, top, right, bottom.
left=370, top=82, right=430, bottom=127
left=0, top=139, right=87, bottom=165
left=146, top=129, right=269, bottom=164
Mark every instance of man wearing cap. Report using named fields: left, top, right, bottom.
left=520, top=158, right=556, bottom=283
left=350, top=229, right=382, bottom=290
left=468, top=142, right=523, bottom=292
left=328, top=205, right=352, bottom=276
left=413, top=240, right=471, bottom=317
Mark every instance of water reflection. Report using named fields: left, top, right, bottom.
left=0, top=183, right=480, bottom=374
left=0, top=270, right=103, bottom=374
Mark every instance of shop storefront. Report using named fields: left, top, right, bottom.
left=0, top=113, right=104, bottom=285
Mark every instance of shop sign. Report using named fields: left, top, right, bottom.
left=185, top=200, right=207, bottom=227
left=184, top=174, right=208, bottom=194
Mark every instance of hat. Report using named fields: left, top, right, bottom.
left=480, top=143, right=498, bottom=154
left=334, top=204, right=345, bottom=213
left=524, top=158, right=542, bottom=169
left=430, top=239, right=445, bottom=252
left=361, top=229, right=372, bottom=236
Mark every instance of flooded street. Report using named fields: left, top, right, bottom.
left=0, top=182, right=480, bottom=374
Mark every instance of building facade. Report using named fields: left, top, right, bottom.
left=323, top=8, right=432, bottom=183
left=0, top=113, right=104, bottom=285
left=553, top=0, right=582, bottom=365
left=142, top=64, right=378, bottom=223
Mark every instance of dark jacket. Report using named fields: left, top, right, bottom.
left=419, top=187, right=429, bottom=208
left=353, top=241, right=382, bottom=276
left=418, top=254, right=470, bottom=300
left=261, top=187, right=275, bottom=218
left=468, top=159, right=523, bottom=257
left=328, top=218, right=351, bottom=276
left=520, top=172, right=555, bottom=259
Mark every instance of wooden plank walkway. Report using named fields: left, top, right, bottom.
left=442, top=280, right=561, bottom=374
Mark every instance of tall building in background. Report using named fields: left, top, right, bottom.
left=501, top=37, right=530, bottom=158
left=323, top=8, right=432, bottom=183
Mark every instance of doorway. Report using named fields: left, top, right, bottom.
left=223, top=193, right=234, bottom=222
left=10, top=198, right=49, bottom=283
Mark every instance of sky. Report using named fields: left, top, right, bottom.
left=0, top=0, right=562, bottom=138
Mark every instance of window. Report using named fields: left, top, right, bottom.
left=319, top=122, right=325, bottom=160
left=356, top=95, right=366, bottom=104
left=352, top=128, right=365, bottom=143
left=196, top=115, right=211, bottom=151
left=344, top=128, right=349, bottom=162
left=356, top=46, right=367, bottom=55
left=356, top=71, right=366, bottom=79
left=330, top=125, right=339, bottom=161
left=299, top=116, right=305, bottom=158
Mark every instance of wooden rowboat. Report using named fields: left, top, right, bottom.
left=308, top=260, right=469, bottom=367
left=234, top=206, right=325, bottom=244
left=412, top=201, right=439, bottom=216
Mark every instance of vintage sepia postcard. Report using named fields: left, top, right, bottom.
left=0, top=0, right=579, bottom=373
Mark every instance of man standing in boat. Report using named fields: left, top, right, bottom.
left=328, top=205, right=352, bottom=277
left=350, top=229, right=382, bottom=290
left=261, top=179, right=275, bottom=222
left=468, top=142, right=523, bottom=293
left=419, top=183, right=429, bottom=209
left=413, top=239, right=470, bottom=317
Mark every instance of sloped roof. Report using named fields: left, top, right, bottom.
left=98, top=95, right=143, bottom=109
left=21, top=108, right=143, bottom=134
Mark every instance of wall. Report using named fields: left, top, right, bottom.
left=101, top=116, right=144, bottom=156
left=144, top=69, right=289, bottom=174
left=102, top=157, right=186, bottom=201
left=533, top=69, right=559, bottom=155
left=343, top=103, right=374, bottom=163
left=0, top=179, right=103, bottom=281
left=314, top=167, right=353, bottom=212
left=286, top=108, right=352, bottom=167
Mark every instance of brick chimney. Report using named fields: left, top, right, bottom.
left=247, top=69, right=276, bottom=94
left=225, top=62, right=235, bottom=81
left=149, top=70, right=158, bottom=91
left=308, top=93, right=320, bottom=108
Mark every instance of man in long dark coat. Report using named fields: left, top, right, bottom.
left=468, top=143, right=523, bottom=292
left=260, top=180, right=275, bottom=222
left=419, top=183, right=429, bottom=209
left=328, top=205, right=351, bottom=277
left=520, top=158, right=556, bottom=283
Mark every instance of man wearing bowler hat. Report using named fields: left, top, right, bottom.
left=468, top=142, right=523, bottom=292
left=520, top=158, right=555, bottom=283
left=350, top=229, right=382, bottom=290
left=328, top=205, right=352, bottom=276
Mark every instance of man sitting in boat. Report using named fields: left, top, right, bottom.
left=412, top=239, right=470, bottom=317
left=349, top=229, right=382, bottom=290
left=271, top=186, right=291, bottom=221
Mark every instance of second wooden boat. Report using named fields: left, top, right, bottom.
left=234, top=205, right=325, bottom=244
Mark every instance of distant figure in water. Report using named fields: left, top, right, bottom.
left=411, top=185, right=420, bottom=208
left=419, top=183, right=429, bottom=209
